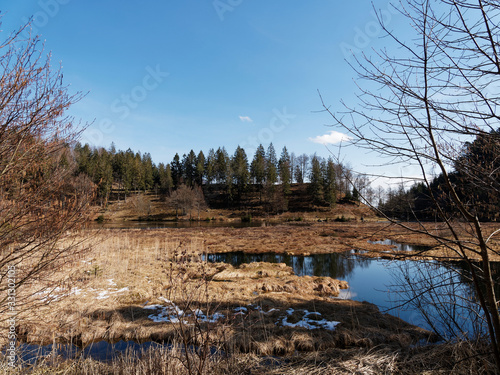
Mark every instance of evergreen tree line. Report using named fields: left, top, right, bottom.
left=379, top=129, right=500, bottom=222
left=73, top=142, right=360, bottom=208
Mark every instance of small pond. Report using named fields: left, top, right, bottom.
left=205, top=246, right=500, bottom=340
left=13, top=340, right=167, bottom=364
left=10, top=340, right=222, bottom=365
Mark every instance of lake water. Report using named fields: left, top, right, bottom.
left=88, top=220, right=276, bottom=229
left=205, top=247, right=497, bottom=340
left=14, top=340, right=168, bottom=364
left=9, top=241, right=497, bottom=365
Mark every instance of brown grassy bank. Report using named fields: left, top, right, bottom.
left=88, top=220, right=500, bottom=261
left=2, top=340, right=495, bottom=374
left=3, top=222, right=499, bottom=373
left=12, top=228, right=431, bottom=347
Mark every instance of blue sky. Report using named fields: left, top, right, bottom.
left=1, top=0, right=408, bottom=184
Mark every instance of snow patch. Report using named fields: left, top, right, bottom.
left=252, top=305, right=279, bottom=315
left=95, top=287, right=130, bottom=300
left=35, top=287, right=83, bottom=302
left=277, top=309, right=340, bottom=331
left=144, top=299, right=224, bottom=324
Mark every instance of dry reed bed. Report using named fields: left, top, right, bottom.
left=84, top=221, right=500, bottom=260
left=2, top=341, right=495, bottom=374
left=13, top=228, right=430, bottom=348
left=2, top=225, right=497, bottom=373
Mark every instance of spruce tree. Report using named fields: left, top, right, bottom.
left=142, top=152, right=154, bottom=190
left=279, top=146, right=291, bottom=195
left=158, top=163, right=173, bottom=196
left=309, top=155, right=324, bottom=204
left=215, top=147, right=228, bottom=184
left=205, top=148, right=216, bottom=185
left=232, top=146, right=250, bottom=202
left=266, top=143, right=278, bottom=185
left=182, top=150, right=197, bottom=187
left=250, top=144, right=266, bottom=185
left=323, top=157, right=337, bottom=207
left=195, top=150, right=205, bottom=186
left=170, top=153, right=182, bottom=188
left=294, top=164, right=303, bottom=184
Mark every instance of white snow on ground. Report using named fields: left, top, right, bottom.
left=336, top=289, right=357, bottom=300
left=35, top=282, right=132, bottom=302
left=95, top=287, right=130, bottom=300
left=233, top=306, right=248, bottom=315
left=35, top=287, right=83, bottom=302
left=144, top=298, right=187, bottom=323
left=35, top=275, right=135, bottom=304
left=145, top=303, right=188, bottom=323
left=250, top=305, right=279, bottom=314
left=144, top=301, right=339, bottom=331
left=195, top=310, right=225, bottom=323
left=144, top=299, right=225, bottom=324
left=277, top=308, right=340, bottom=331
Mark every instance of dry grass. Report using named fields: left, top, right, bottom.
left=8, top=228, right=430, bottom=345
left=2, top=223, right=498, bottom=374
left=2, top=341, right=495, bottom=374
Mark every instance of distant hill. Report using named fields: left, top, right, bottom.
left=98, top=183, right=378, bottom=223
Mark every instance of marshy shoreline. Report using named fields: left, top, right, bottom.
left=3, top=222, right=499, bottom=373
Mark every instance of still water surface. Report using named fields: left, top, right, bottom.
left=205, top=246, right=495, bottom=339
left=13, top=241, right=497, bottom=363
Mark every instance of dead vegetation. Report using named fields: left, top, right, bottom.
left=1, top=340, right=495, bottom=374
left=2, top=223, right=498, bottom=373
left=11, top=229, right=429, bottom=348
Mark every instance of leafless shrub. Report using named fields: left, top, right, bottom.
left=169, top=184, right=207, bottom=219
left=322, top=0, right=500, bottom=370
left=0, top=20, right=94, bottom=343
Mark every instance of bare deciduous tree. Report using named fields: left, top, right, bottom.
left=0, top=22, right=94, bottom=341
left=169, top=184, right=207, bottom=220
left=322, top=0, right=500, bottom=369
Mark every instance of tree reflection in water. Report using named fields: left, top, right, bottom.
left=389, top=260, right=500, bottom=341
left=205, top=250, right=500, bottom=340
left=205, top=251, right=370, bottom=280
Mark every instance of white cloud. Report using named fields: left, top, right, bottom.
left=239, top=116, right=253, bottom=123
left=308, top=130, right=350, bottom=145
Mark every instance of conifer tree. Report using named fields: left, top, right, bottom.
left=294, top=164, right=303, bottom=184
left=232, top=146, right=250, bottom=202
left=158, top=162, right=173, bottom=196
left=250, top=144, right=266, bottom=185
left=142, top=152, right=154, bottom=190
left=215, top=147, right=228, bottom=183
left=309, top=155, right=323, bottom=204
left=279, top=146, right=291, bottom=195
left=195, top=150, right=205, bottom=186
left=266, top=143, right=278, bottom=185
left=290, top=152, right=296, bottom=184
left=171, top=153, right=182, bottom=188
left=323, top=157, right=337, bottom=207
left=182, top=150, right=197, bottom=187
left=205, top=148, right=216, bottom=185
